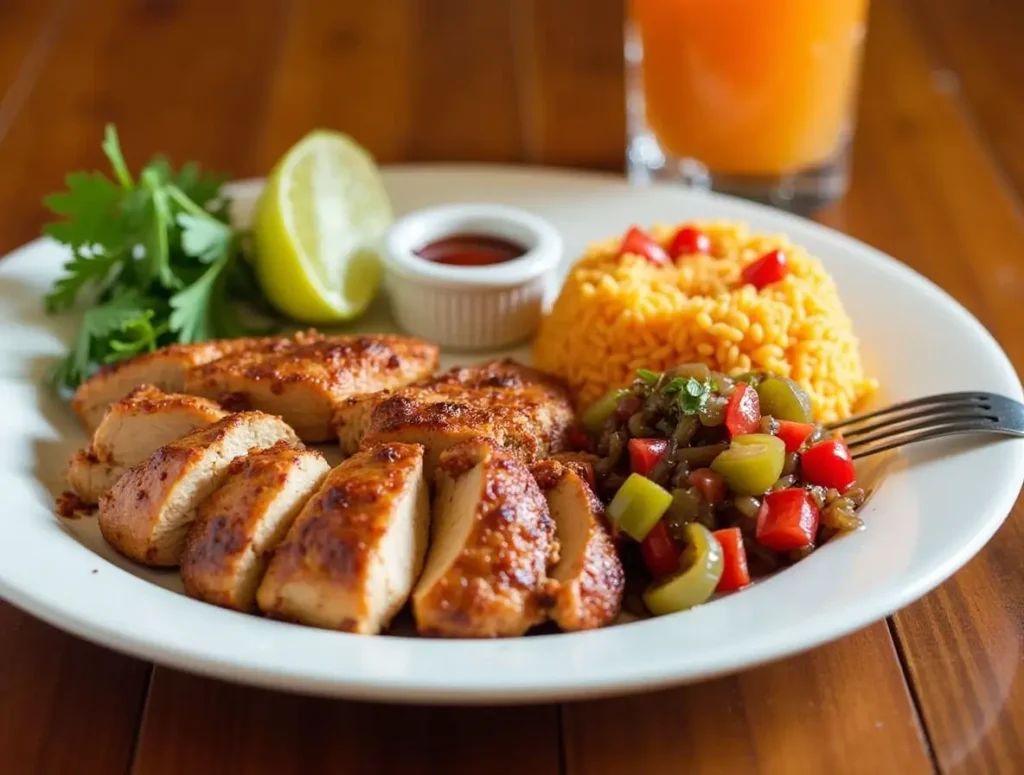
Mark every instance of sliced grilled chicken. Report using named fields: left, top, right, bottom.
left=530, top=459, right=624, bottom=631
left=71, top=337, right=271, bottom=432
left=412, top=438, right=558, bottom=638
left=333, top=391, right=382, bottom=454
left=64, top=450, right=120, bottom=508
left=546, top=451, right=600, bottom=488
left=334, top=359, right=574, bottom=473
left=185, top=332, right=440, bottom=443
left=66, top=386, right=229, bottom=503
left=257, top=442, right=429, bottom=634
left=181, top=442, right=330, bottom=612
left=98, top=412, right=299, bottom=567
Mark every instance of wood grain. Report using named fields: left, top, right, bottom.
left=0, top=0, right=69, bottom=145
left=0, top=0, right=1022, bottom=772
left=516, top=0, right=626, bottom=170
left=0, top=602, right=150, bottom=775
left=131, top=668, right=562, bottom=775
left=902, top=0, right=1024, bottom=200
left=0, top=0, right=289, bottom=254
left=821, top=0, right=1024, bottom=772
left=254, top=0, right=527, bottom=169
left=563, top=623, right=933, bottom=775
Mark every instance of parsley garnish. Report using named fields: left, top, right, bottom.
left=636, top=368, right=662, bottom=385
left=42, top=124, right=273, bottom=390
left=666, top=376, right=716, bottom=415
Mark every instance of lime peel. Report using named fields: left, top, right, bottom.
left=252, top=130, right=393, bottom=324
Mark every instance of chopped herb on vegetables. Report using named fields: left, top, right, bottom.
left=636, top=368, right=661, bottom=385
left=673, top=377, right=716, bottom=415
left=42, top=124, right=275, bottom=391
left=583, top=361, right=866, bottom=619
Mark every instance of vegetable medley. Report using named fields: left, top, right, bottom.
left=579, top=364, right=866, bottom=617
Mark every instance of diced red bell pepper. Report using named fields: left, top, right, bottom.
left=640, top=521, right=682, bottom=578
left=775, top=420, right=815, bottom=453
left=668, top=226, right=711, bottom=258
left=628, top=438, right=669, bottom=477
left=618, top=226, right=669, bottom=265
left=712, top=527, right=751, bottom=592
left=800, top=438, right=856, bottom=491
left=688, top=467, right=726, bottom=505
left=724, top=382, right=761, bottom=437
left=755, top=489, right=820, bottom=551
left=741, top=249, right=788, bottom=290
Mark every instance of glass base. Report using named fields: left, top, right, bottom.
left=626, top=132, right=851, bottom=216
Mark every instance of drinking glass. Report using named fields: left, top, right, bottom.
left=626, top=0, right=870, bottom=212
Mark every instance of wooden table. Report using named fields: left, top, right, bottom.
left=1, top=1, right=1021, bottom=773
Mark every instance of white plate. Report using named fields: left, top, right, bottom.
left=0, top=165, right=1021, bottom=705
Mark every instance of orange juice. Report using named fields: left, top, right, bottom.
left=631, top=0, right=869, bottom=176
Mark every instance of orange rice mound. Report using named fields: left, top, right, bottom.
left=532, top=222, right=877, bottom=422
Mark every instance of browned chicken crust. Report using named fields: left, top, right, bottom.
left=71, top=337, right=274, bottom=432
left=181, top=442, right=330, bottom=612
left=257, top=442, right=429, bottom=634
left=98, top=412, right=300, bottom=567
left=185, top=331, right=440, bottom=442
left=546, top=451, right=600, bottom=487
left=334, top=359, right=574, bottom=473
left=530, top=459, right=624, bottom=631
left=413, top=438, right=558, bottom=638
left=66, top=386, right=229, bottom=503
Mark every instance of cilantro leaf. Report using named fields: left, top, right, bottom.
left=177, top=213, right=233, bottom=264
left=50, top=289, right=155, bottom=389
left=140, top=168, right=179, bottom=288
left=676, top=377, right=716, bottom=415
left=102, top=124, right=133, bottom=189
left=172, top=161, right=228, bottom=214
left=45, top=249, right=123, bottom=312
left=42, top=172, right=125, bottom=253
left=41, top=124, right=272, bottom=390
left=147, top=156, right=227, bottom=216
left=169, top=258, right=227, bottom=342
left=637, top=368, right=661, bottom=385
left=662, top=377, right=686, bottom=395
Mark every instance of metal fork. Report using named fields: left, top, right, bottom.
left=826, top=391, right=1024, bottom=459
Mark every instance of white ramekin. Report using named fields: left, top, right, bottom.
left=382, top=203, right=563, bottom=350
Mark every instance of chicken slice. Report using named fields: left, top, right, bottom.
left=546, top=451, right=600, bottom=488
left=185, top=332, right=440, bottom=443
left=256, top=442, right=429, bottom=634
left=66, top=386, right=229, bottom=504
left=71, top=337, right=273, bottom=432
left=334, top=359, right=574, bottom=473
left=530, top=459, right=624, bottom=631
left=98, top=412, right=300, bottom=567
left=181, top=442, right=330, bottom=612
left=412, top=438, right=558, bottom=638
left=425, top=358, right=572, bottom=394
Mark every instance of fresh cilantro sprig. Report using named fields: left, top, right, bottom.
left=42, top=124, right=273, bottom=390
left=634, top=367, right=718, bottom=415
left=636, top=368, right=661, bottom=385
left=663, top=376, right=717, bottom=415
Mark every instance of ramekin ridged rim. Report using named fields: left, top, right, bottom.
left=382, top=203, right=563, bottom=289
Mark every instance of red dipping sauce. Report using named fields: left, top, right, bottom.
left=414, top=233, right=527, bottom=267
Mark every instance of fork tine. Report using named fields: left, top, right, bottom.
left=845, top=414, right=999, bottom=450
left=848, top=422, right=997, bottom=459
left=828, top=391, right=992, bottom=431
left=839, top=405, right=997, bottom=441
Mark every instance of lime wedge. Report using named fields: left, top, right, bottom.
left=252, top=130, right=393, bottom=324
